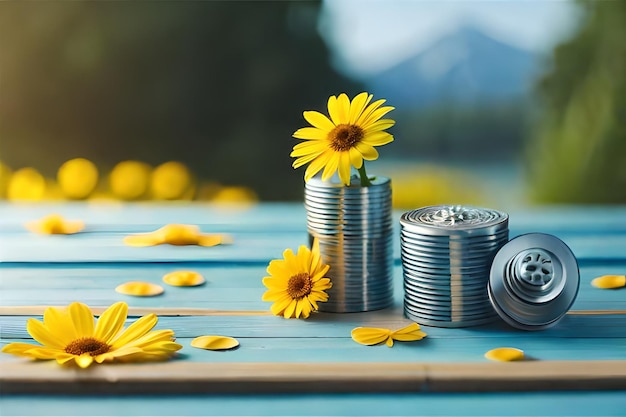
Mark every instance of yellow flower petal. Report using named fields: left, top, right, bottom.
left=304, top=149, right=334, bottom=182
left=191, top=335, right=239, bottom=351
left=163, top=271, right=206, bottom=287
left=349, top=92, right=372, bottom=124
left=591, top=275, right=626, bottom=289
left=124, top=224, right=229, bottom=247
left=303, top=110, right=335, bottom=131
left=390, top=323, right=428, bottom=342
left=26, top=318, right=65, bottom=349
left=338, top=152, right=351, bottom=186
left=351, top=327, right=392, bottom=346
left=115, top=281, right=164, bottom=297
left=68, top=302, right=95, bottom=338
left=25, top=214, right=85, bottom=235
left=2, top=342, right=41, bottom=356
left=485, top=347, right=525, bottom=362
left=94, top=301, right=128, bottom=343
left=74, top=353, right=94, bottom=368
left=293, top=127, right=327, bottom=140
left=43, top=306, right=76, bottom=344
left=110, top=314, right=159, bottom=349
left=321, top=153, right=341, bottom=181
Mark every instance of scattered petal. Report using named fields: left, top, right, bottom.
left=352, top=323, right=427, bottom=347
left=123, top=224, right=230, bottom=247
left=591, top=275, right=626, bottom=289
left=485, top=347, right=525, bottom=362
left=390, top=323, right=428, bottom=342
left=162, top=271, right=206, bottom=287
left=25, top=214, right=85, bottom=235
left=191, top=336, right=239, bottom=351
left=351, top=327, right=392, bottom=346
left=115, top=281, right=164, bottom=297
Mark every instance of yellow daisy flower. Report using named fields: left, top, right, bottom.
left=291, top=92, right=395, bottom=186
left=262, top=240, right=332, bottom=319
left=1, top=302, right=182, bottom=368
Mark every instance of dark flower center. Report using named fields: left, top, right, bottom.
left=329, top=124, right=364, bottom=152
left=64, top=337, right=110, bottom=356
left=287, top=272, right=313, bottom=299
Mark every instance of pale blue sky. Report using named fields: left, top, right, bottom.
left=319, top=0, right=582, bottom=78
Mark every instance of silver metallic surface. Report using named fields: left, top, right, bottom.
left=400, top=205, right=509, bottom=328
left=305, top=175, right=394, bottom=313
left=488, top=233, right=579, bottom=331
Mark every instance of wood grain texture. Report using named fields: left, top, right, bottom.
left=1, top=360, right=625, bottom=394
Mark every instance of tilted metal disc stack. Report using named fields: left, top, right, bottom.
left=305, top=175, right=394, bottom=313
left=399, top=205, right=509, bottom=327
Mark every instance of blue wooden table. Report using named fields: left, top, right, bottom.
left=1, top=202, right=625, bottom=416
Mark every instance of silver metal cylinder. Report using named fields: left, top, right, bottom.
left=305, top=175, right=394, bottom=313
left=400, top=205, right=509, bottom=328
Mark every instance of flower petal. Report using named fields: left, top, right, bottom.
left=348, top=148, right=363, bottom=170
left=591, top=275, right=626, bottom=289
left=363, top=131, right=394, bottom=147
left=485, top=347, right=525, bottom=362
left=2, top=342, right=41, bottom=357
left=75, top=353, right=94, bottom=368
left=191, top=336, right=239, bottom=351
left=361, top=105, right=395, bottom=127
left=283, top=299, right=298, bottom=318
left=26, top=318, right=65, bottom=349
left=349, top=92, right=372, bottom=124
left=115, top=281, right=164, bottom=297
left=338, top=151, right=352, bottom=186
left=303, top=111, right=335, bottom=131
left=68, top=302, right=95, bottom=338
left=356, top=99, right=386, bottom=126
left=364, top=118, right=395, bottom=133
left=43, top=306, right=76, bottom=344
left=390, top=323, right=427, bottom=342
left=293, top=127, right=328, bottom=140
left=351, top=327, right=392, bottom=346
left=162, top=271, right=206, bottom=287
left=321, top=153, right=340, bottom=182
left=355, top=143, right=379, bottom=161
left=304, top=149, right=334, bottom=182
left=94, top=301, right=128, bottom=343
left=110, top=314, right=158, bottom=349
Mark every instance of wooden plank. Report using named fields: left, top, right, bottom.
left=1, top=360, right=625, bottom=394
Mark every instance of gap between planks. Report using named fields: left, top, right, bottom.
left=1, top=360, right=625, bottom=394
left=0, top=306, right=625, bottom=317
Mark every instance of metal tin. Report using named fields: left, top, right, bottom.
left=400, top=205, right=509, bottom=328
left=488, top=233, right=579, bottom=331
left=305, top=175, right=394, bottom=313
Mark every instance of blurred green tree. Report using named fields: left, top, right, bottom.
left=526, top=0, right=626, bottom=203
left=0, top=1, right=360, bottom=200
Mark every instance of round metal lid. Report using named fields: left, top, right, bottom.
left=400, top=205, right=508, bottom=237
left=488, top=233, right=579, bottom=330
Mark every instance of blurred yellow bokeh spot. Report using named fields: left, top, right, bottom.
left=390, top=166, right=485, bottom=210
left=57, top=158, right=99, bottom=199
left=7, top=167, right=46, bottom=201
left=150, top=161, right=194, bottom=200
left=212, top=186, right=258, bottom=205
left=109, top=160, right=152, bottom=200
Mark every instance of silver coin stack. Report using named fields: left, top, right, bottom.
left=304, top=175, right=394, bottom=313
left=400, top=205, right=509, bottom=327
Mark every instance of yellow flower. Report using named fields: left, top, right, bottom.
left=262, top=240, right=332, bottom=319
left=291, top=92, right=394, bottom=186
left=109, top=160, right=152, bottom=200
left=1, top=302, right=182, bottom=368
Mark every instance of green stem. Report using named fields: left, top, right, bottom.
left=357, top=164, right=372, bottom=187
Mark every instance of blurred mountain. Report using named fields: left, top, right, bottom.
left=367, top=26, right=542, bottom=108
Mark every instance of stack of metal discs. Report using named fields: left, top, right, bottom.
left=400, top=205, right=509, bottom=327
left=304, top=175, right=394, bottom=313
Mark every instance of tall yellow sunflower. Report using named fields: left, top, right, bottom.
left=291, top=92, right=395, bottom=186
left=2, top=302, right=182, bottom=368
left=262, top=240, right=332, bottom=319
